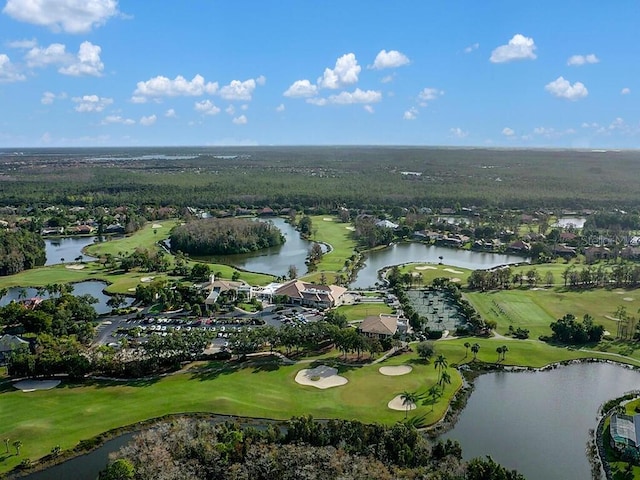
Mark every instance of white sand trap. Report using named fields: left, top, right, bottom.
left=128, top=288, right=136, bottom=292
left=379, top=365, right=413, bottom=376
left=345, top=226, right=355, bottom=231
left=444, top=268, right=463, bottom=274
left=616, top=291, right=626, bottom=294
left=152, top=224, right=163, bottom=228
left=624, top=297, right=634, bottom=301
left=323, top=217, right=333, bottom=221
left=415, top=265, right=437, bottom=270
left=295, top=365, right=347, bottom=389
left=140, top=276, right=155, bottom=283
left=451, top=278, right=461, bottom=283
left=388, top=394, right=417, bottom=411
left=13, top=379, right=61, bottom=392
left=65, top=264, right=85, bottom=270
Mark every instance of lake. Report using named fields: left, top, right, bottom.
left=350, top=242, right=527, bottom=289
left=20, top=362, right=635, bottom=480
left=441, top=362, right=640, bottom=480
left=0, top=281, right=131, bottom=315
left=44, top=237, right=98, bottom=266
left=196, top=217, right=321, bottom=278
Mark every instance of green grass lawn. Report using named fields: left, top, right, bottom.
left=335, top=303, right=393, bottom=321
left=0, top=350, right=458, bottom=474
left=307, top=216, right=357, bottom=275
left=466, top=287, right=640, bottom=341
left=398, top=263, right=473, bottom=286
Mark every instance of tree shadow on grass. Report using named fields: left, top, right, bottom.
left=62, top=377, right=161, bottom=389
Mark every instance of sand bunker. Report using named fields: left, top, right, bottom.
left=65, top=264, right=85, bottom=270
left=152, top=224, right=163, bottom=228
left=444, top=268, right=463, bottom=274
left=379, top=365, right=413, bottom=376
left=624, top=297, right=634, bottom=302
left=451, top=278, right=461, bottom=283
left=345, top=226, right=355, bottom=231
left=13, top=380, right=61, bottom=392
left=323, top=217, right=333, bottom=221
left=388, top=394, right=416, bottom=412
left=295, top=365, right=347, bottom=389
left=140, top=277, right=155, bottom=283
left=415, top=265, right=437, bottom=270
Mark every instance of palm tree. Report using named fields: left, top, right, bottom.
left=427, top=385, right=441, bottom=411
left=434, top=354, right=448, bottom=382
left=501, top=345, right=509, bottom=361
left=471, top=343, right=480, bottom=361
left=12, top=440, right=22, bottom=456
left=464, top=341, right=471, bottom=358
left=3, top=438, right=9, bottom=454
left=439, top=370, right=452, bottom=389
left=496, top=346, right=503, bottom=362
left=400, top=391, right=419, bottom=419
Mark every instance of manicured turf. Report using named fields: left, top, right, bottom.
left=84, top=220, right=181, bottom=258
left=308, top=216, right=357, bottom=274
left=335, top=303, right=393, bottom=321
left=398, top=263, right=473, bottom=285
left=0, top=350, right=458, bottom=474
left=466, top=287, right=640, bottom=340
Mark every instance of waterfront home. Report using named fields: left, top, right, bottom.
left=610, top=413, right=640, bottom=452
left=0, top=334, right=29, bottom=365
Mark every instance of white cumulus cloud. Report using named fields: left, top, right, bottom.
left=318, top=53, right=361, bottom=89
left=306, top=97, right=327, bottom=106
left=545, top=76, right=588, bottom=100
left=276, top=103, right=285, bottom=112
left=371, top=49, right=410, bottom=69
left=7, top=38, right=37, bottom=49
left=490, top=34, right=537, bottom=63
left=3, top=0, right=120, bottom=34
left=464, top=43, right=479, bottom=54
left=26, top=41, right=104, bottom=76
left=232, top=115, right=247, bottom=125
left=41, top=91, right=66, bottom=104
left=403, top=107, right=418, bottom=120
left=59, top=41, right=103, bottom=76
left=164, top=108, right=176, bottom=118
left=139, top=114, right=157, bottom=126
left=102, top=115, right=134, bottom=125
left=567, top=54, right=599, bottom=66
left=194, top=100, right=220, bottom=116
left=72, top=94, right=113, bottom=112
left=283, top=79, right=318, bottom=98
left=621, top=87, right=631, bottom=95
left=502, top=127, right=515, bottom=136
left=326, top=88, right=382, bottom=105
left=219, top=78, right=257, bottom=101
left=450, top=127, right=468, bottom=138
left=0, top=54, right=26, bottom=82
left=418, top=87, right=444, bottom=105
left=364, top=105, right=374, bottom=114
left=133, top=74, right=218, bottom=101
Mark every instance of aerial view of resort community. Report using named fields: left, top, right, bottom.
left=4, top=1, right=640, bottom=479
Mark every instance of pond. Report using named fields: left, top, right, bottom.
left=351, top=243, right=527, bottom=289
left=553, top=217, right=586, bottom=229
left=441, top=362, right=640, bottom=480
left=195, top=217, right=322, bottom=278
left=44, top=237, right=98, bottom=266
left=0, top=281, right=131, bottom=315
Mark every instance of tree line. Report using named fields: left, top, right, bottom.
left=99, top=416, right=524, bottom=480
left=0, top=229, right=46, bottom=276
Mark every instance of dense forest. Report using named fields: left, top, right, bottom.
left=100, top=416, right=524, bottom=480
left=170, top=218, right=284, bottom=255
left=0, top=229, right=45, bottom=275
left=2, top=147, right=640, bottom=210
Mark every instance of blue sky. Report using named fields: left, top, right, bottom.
left=0, top=0, right=639, bottom=148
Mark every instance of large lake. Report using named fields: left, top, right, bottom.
left=20, top=362, right=637, bottom=480
left=44, top=236, right=98, bottom=266
left=442, top=362, right=640, bottom=480
left=351, top=243, right=527, bottom=289
left=196, top=217, right=320, bottom=278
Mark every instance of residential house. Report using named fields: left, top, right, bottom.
left=506, top=240, right=531, bottom=253
left=204, top=275, right=253, bottom=305
left=0, top=334, right=29, bottom=365
left=375, top=219, right=399, bottom=229
left=584, top=246, right=611, bottom=262
left=610, top=413, right=640, bottom=452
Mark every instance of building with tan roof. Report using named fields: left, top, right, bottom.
left=274, top=280, right=346, bottom=309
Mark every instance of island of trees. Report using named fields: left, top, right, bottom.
left=169, top=217, right=285, bottom=255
